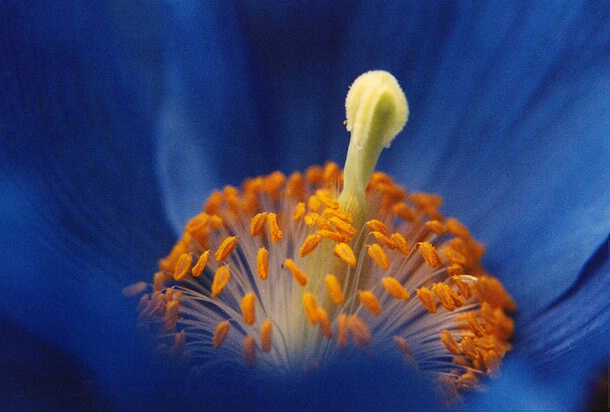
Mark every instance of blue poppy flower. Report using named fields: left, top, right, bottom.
left=1, top=0, right=609, bottom=409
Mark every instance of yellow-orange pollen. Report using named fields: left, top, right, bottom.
left=131, top=162, right=516, bottom=400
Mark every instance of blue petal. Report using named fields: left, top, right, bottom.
left=1, top=1, right=176, bottom=407
left=468, top=235, right=610, bottom=409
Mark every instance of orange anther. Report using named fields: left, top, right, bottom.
left=313, top=215, right=334, bottom=232
left=244, top=336, right=257, bottom=368
left=366, top=219, right=388, bottom=235
left=466, top=313, right=486, bottom=338
left=392, top=202, right=418, bottom=223
left=303, top=293, right=320, bottom=324
left=440, top=330, right=462, bottom=355
left=307, top=195, right=322, bottom=212
left=299, top=233, right=322, bottom=257
left=445, top=218, right=471, bottom=239
left=410, top=192, right=443, bottom=209
left=317, top=308, right=333, bottom=339
left=394, top=336, right=414, bottom=358
left=284, top=259, right=308, bottom=286
left=457, top=371, right=478, bottom=390
left=416, top=287, right=437, bottom=313
left=122, top=282, right=147, bottom=297
left=303, top=212, right=319, bottom=226
left=432, top=283, right=464, bottom=311
left=293, top=202, right=306, bottom=221
left=367, top=244, right=390, bottom=270
left=334, top=242, right=357, bottom=267
left=204, top=190, right=223, bottom=215
left=185, top=212, right=210, bottom=234
left=347, top=315, right=372, bottom=350
left=215, top=236, right=238, bottom=262
left=443, top=247, right=467, bottom=265
left=323, top=161, right=340, bottom=187
left=358, top=290, right=381, bottom=316
left=264, top=171, right=286, bottom=196
left=328, top=216, right=357, bottom=239
left=322, top=207, right=353, bottom=223
left=267, top=213, right=282, bottom=242
left=191, top=250, right=210, bottom=277
left=209, top=215, right=223, bottom=231
left=371, top=231, right=397, bottom=249
left=153, top=271, right=170, bottom=292
left=391, top=233, right=410, bottom=255
left=261, top=319, right=273, bottom=352
left=461, top=336, right=479, bottom=360
left=452, top=274, right=473, bottom=299
left=211, top=266, right=231, bottom=298
left=425, top=220, right=446, bottom=236
left=337, top=314, right=348, bottom=349
left=256, top=248, right=269, bottom=280
left=241, top=293, right=256, bottom=325
left=447, top=264, right=464, bottom=277
left=305, top=165, right=324, bottom=185
left=174, top=253, right=193, bottom=281
left=212, top=320, right=231, bottom=348
left=417, top=242, right=443, bottom=269
left=317, top=229, right=346, bottom=242
left=285, top=172, right=305, bottom=201
left=382, top=277, right=410, bottom=300
left=315, top=191, right=339, bottom=209
left=250, top=212, right=268, bottom=236
left=324, top=274, right=345, bottom=305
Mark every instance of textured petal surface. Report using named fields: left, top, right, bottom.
left=1, top=1, right=175, bottom=407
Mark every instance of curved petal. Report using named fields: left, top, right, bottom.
left=1, top=1, right=175, bottom=407
left=339, top=1, right=610, bottom=319
left=469, top=235, right=610, bottom=409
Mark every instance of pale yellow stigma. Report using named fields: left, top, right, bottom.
left=339, top=70, right=408, bottom=217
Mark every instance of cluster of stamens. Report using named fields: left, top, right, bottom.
left=125, top=162, right=515, bottom=401
left=124, top=70, right=516, bottom=403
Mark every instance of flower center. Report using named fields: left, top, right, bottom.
left=125, top=71, right=516, bottom=402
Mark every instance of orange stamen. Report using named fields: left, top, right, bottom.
left=267, top=213, right=282, bottom=242
left=174, top=253, right=193, bottom=281
left=284, top=259, right=308, bottom=286
left=324, top=274, right=345, bottom=305
left=215, top=236, right=238, bottom=262
left=261, top=319, right=273, bottom=352
left=367, top=244, right=390, bottom=270
left=366, top=219, right=388, bottom=235
left=358, top=290, right=381, bottom=316
left=250, top=212, right=268, bottom=236
left=334, top=242, right=357, bottom=267
left=212, top=321, right=231, bottom=348
left=256, top=248, right=269, bottom=280
left=440, top=330, right=462, bottom=355
left=299, top=233, right=322, bottom=257
left=191, top=250, right=210, bottom=277
left=303, top=293, right=320, bottom=324
left=244, top=336, right=257, bottom=368
left=293, top=202, right=306, bottom=221
left=317, top=308, right=333, bottom=339
left=391, top=232, right=410, bottom=255
left=211, top=266, right=231, bottom=298
left=348, top=315, right=372, bottom=350
left=381, top=277, right=410, bottom=300
left=417, top=242, right=443, bottom=269
left=416, top=287, right=437, bottom=313
left=241, top=293, right=256, bottom=325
